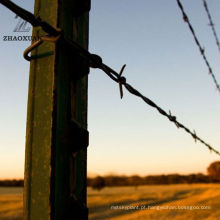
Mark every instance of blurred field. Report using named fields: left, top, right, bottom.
left=1, top=184, right=220, bottom=219
left=0, top=187, right=23, bottom=220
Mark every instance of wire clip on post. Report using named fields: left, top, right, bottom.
left=23, top=34, right=61, bottom=61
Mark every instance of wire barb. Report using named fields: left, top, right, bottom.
left=176, top=0, right=220, bottom=94
left=192, top=130, right=197, bottom=143
left=168, top=110, right=179, bottom=128
left=0, top=0, right=220, bottom=156
left=118, top=64, right=126, bottom=99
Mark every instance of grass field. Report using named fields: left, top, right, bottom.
left=0, top=187, right=23, bottom=220
left=1, top=184, right=220, bottom=219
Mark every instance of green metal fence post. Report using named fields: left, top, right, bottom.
left=24, top=0, right=90, bottom=219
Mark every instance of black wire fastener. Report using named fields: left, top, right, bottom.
left=0, top=0, right=220, bottom=156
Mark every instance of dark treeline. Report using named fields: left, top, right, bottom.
left=87, top=173, right=220, bottom=190
left=0, top=179, right=24, bottom=187
left=1, top=174, right=220, bottom=188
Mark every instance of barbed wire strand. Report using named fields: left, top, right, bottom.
left=99, top=62, right=220, bottom=156
left=0, top=0, right=220, bottom=156
left=203, top=0, right=220, bottom=54
left=176, top=0, right=220, bottom=93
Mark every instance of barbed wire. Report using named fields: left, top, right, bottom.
left=0, top=0, right=220, bottom=156
left=176, top=0, right=220, bottom=93
left=98, top=62, right=220, bottom=156
left=203, top=0, right=220, bottom=54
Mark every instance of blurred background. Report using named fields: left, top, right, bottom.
left=0, top=0, right=220, bottom=179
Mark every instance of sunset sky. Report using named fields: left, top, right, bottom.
left=0, top=0, right=220, bottom=179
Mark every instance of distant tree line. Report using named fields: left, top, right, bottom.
left=0, top=174, right=219, bottom=188
left=87, top=161, right=220, bottom=190
left=87, top=173, right=220, bottom=190
left=1, top=161, right=220, bottom=189
left=0, top=179, right=24, bottom=187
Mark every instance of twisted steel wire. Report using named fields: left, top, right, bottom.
left=203, top=0, right=220, bottom=54
left=176, top=0, right=220, bottom=93
left=0, top=0, right=219, bottom=156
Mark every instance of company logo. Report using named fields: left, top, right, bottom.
left=2, top=15, right=36, bottom=42
left=13, top=15, right=31, bottom=33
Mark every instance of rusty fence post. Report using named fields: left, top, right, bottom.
left=24, top=0, right=90, bottom=219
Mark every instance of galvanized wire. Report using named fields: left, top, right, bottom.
left=203, top=0, right=220, bottom=54
left=0, top=0, right=220, bottom=156
left=96, top=58, right=220, bottom=156
left=176, top=0, right=220, bottom=93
